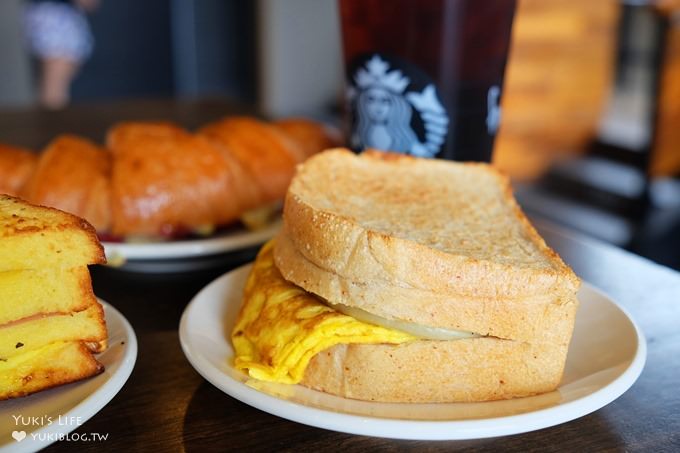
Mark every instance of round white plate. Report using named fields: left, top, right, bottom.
left=0, top=301, right=138, bottom=452
left=179, top=265, right=646, bottom=440
left=102, top=220, right=281, bottom=273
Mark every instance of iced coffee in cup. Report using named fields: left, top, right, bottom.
left=340, top=0, right=516, bottom=162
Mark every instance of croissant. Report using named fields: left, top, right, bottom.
left=198, top=117, right=304, bottom=208
left=106, top=121, right=188, bottom=151
left=0, top=116, right=340, bottom=239
left=21, top=135, right=112, bottom=232
left=107, top=122, right=242, bottom=237
left=0, top=144, right=37, bottom=196
left=272, top=118, right=343, bottom=161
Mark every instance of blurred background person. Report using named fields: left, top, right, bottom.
left=23, top=0, right=99, bottom=109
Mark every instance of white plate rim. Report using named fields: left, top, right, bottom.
left=179, top=264, right=647, bottom=440
left=102, top=220, right=281, bottom=261
left=0, top=301, right=138, bottom=453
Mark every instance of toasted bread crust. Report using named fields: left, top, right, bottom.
left=302, top=336, right=568, bottom=403
left=283, top=149, right=580, bottom=299
left=274, top=231, right=578, bottom=342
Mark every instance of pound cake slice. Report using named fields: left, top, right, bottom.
left=0, top=304, right=107, bottom=360
left=0, top=267, right=96, bottom=326
left=0, top=341, right=103, bottom=400
left=0, top=195, right=105, bottom=271
left=0, top=195, right=107, bottom=400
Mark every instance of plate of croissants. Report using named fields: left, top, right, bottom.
left=0, top=116, right=342, bottom=272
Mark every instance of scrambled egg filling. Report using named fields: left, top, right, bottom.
left=232, top=241, right=415, bottom=384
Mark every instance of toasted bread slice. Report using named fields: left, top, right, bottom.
left=282, top=149, right=580, bottom=300
left=0, top=195, right=105, bottom=271
left=0, top=144, right=37, bottom=196
left=0, top=341, right=103, bottom=400
left=0, top=303, right=107, bottom=360
left=0, top=266, right=96, bottom=325
left=274, top=231, right=578, bottom=342
left=302, top=337, right=568, bottom=403
left=21, top=135, right=112, bottom=232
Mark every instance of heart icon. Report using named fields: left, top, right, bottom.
left=12, top=431, right=26, bottom=442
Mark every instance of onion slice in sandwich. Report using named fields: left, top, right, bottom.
left=325, top=301, right=481, bottom=341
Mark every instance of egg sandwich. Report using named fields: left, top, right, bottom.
left=0, top=195, right=107, bottom=400
left=232, top=149, right=581, bottom=403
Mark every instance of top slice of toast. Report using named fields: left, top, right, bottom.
left=282, top=149, right=580, bottom=298
left=0, top=195, right=105, bottom=271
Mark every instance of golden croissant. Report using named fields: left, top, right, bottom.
left=1, top=117, right=341, bottom=239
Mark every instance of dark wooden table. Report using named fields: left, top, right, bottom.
left=1, top=100, right=678, bottom=452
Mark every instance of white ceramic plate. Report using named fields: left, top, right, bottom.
left=179, top=265, right=646, bottom=440
left=102, top=220, right=281, bottom=273
left=0, top=301, right=138, bottom=452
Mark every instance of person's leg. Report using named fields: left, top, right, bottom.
left=39, top=57, right=78, bottom=110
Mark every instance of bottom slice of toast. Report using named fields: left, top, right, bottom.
left=303, top=337, right=569, bottom=403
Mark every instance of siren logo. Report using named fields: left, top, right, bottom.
left=347, top=54, right=449, bottom=158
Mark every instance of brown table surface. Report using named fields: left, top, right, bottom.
left=1, top=100, right=679, bottom=452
